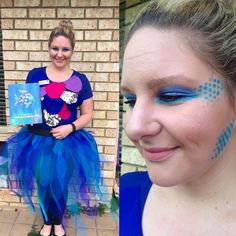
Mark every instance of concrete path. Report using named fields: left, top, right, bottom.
left=0, top=206, right=118, bottom=236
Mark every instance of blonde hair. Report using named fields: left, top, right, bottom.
left=126, top=0, right=236, bottom=96
left=48, top=20, right=75, bottom=50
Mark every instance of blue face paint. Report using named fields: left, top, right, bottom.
left=156, top=78, right=224, bottom=105
left=156, top=86, right=199, bottom=104
left=212, top=120, right=234, bottom=160
left=124, top=77, right=224, bottom=107
left=195, top=78, right=224, bottom=102
left=123, top=93, right=136, bottom=108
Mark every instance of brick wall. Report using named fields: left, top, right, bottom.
left=0, top=0, right=119, bottom=207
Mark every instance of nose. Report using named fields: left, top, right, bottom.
left=57, top=49, right=63, bottom=57
left=124, top=102, right=162, bottom=142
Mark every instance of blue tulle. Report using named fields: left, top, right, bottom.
left=1, top=126, right=102, bottom=221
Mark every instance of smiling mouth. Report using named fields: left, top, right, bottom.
left=56, top=59, right=64, bottom=62
left=142, top=147, right=179, bottom=162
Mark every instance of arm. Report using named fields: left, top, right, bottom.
left=51, top=98, right=93, bottom=139
left=72, top=98, right=93, bottom=130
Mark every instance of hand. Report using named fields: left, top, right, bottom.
left=50, top=124, right=73, bottom=139
left=17, top=125, right=25, bottom=129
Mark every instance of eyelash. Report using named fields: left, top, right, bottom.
left=123, top=94, right=136, bottom=108
left=124, top=99, right=136, bottom=108
left=157, top=92, right=193, bottom=104
left=51, top=47, right=71, bottom=52
left=124, top=91, right=196, bottom=108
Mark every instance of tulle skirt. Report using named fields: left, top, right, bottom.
left=1, top=126, right=101, bottom=221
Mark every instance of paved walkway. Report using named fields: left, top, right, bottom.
left=0, top=206, right=118, bottom=236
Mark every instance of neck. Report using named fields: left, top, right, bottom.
left=48, top=63, right=71, bottom=73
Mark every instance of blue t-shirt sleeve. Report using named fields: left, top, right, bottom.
left=120, top=171, right=152, bottom=236
left=26, top=68, right=42, bottom=84
left=26, top=69, right=34, bottom=83
left=79, top=73, right=93, bottom=101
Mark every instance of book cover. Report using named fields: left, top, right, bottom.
left=8, top=83, right=42, bottom=126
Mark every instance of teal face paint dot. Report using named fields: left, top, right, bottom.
left=196, top=77, right=224, bottom=102
left=212, top=120, right=234, bottom=160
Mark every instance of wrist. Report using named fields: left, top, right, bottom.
left=70, top=122, right=76, bottom=132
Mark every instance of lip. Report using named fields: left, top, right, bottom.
left=142, top=147, right=178, bottom=162
left=55, top=59, right=64, bottom=63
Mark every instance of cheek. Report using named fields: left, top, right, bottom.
left=49, top=52, right=56, bottom=58
left=179, top=102, right=234, bottom=160
left=124, top=110, right=132, bottom=137
left=65, top=52, right=73, bottom=59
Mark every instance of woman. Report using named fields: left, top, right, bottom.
left=120, top=0, right=236, bottom=235
left=2, top=20, right=101, bottom=236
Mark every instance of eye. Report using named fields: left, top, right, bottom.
left=124, top=99, right=136, bottom=108
left=123, top=94, right=136, bottom=108
left=62, top=47, right=71, bottom=52
left=51, top=47, right=59, bottom=51
left=157, top=87, right=197, bottom=104
left=158, top=93, right=187, bottom=102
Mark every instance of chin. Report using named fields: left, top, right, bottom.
left=146, top=166, right=184, bottom=187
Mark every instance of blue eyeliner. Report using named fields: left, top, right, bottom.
left=156, top=86, right=198, bottom=104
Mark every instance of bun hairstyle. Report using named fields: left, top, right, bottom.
left=48, top=20, right=76, bottom=50
left=125, top=0, right=236, bottom=99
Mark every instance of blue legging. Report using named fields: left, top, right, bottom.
left=40, top=191, right=67, bottom=225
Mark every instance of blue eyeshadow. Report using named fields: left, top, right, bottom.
left=156, top=86, right=198, bottom=104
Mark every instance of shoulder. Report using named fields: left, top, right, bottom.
left=120, top=171, right=151, bottom=236
left=72, top=70, right=93, bottom=99
left=72, top=70, right=90, bottom=84
left=27, top=67, right=46, bottom=83
left=28, top=67, right=45, bottom=75
left=120, top=171, right=152, bottom=205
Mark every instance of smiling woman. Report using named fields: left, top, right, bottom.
left=120, top=0, right=236, bottom=235
left=1, top=20, right=102, bottom=236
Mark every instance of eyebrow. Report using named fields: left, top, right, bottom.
left=147, top=75, right=197, bottom=89
left=121, top=74, right=197, bottom=94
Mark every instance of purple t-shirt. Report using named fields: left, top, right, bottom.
left=26, top=67, right=93, bottom=130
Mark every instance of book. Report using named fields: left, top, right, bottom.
left=8, top=83, right=42, bottom=126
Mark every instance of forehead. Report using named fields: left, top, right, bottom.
left=50, top=35, right=71, bottom=46
left=121, top=27, right=215, bottom=89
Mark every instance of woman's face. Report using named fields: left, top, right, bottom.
left=49, top=35, right=73, bottom=69
left=121, top=27, right=236, bottom=186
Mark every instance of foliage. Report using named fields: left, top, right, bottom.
left=27, top=224, right=39, bottom=236
left=65, top=191, right=119, bottom=218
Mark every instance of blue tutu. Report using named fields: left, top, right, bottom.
left=1, top=126, right=102, bottom=221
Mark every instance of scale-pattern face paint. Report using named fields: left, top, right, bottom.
left=212, top=120, right=234, bottom=160
left=155, top=78, right=225, bottom=105
left=195, top=78, right=224, bottom=102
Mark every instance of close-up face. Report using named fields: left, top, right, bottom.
left=121, top=27, right=236, bottom=187
left=49, top=35, right=73, bottom=69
